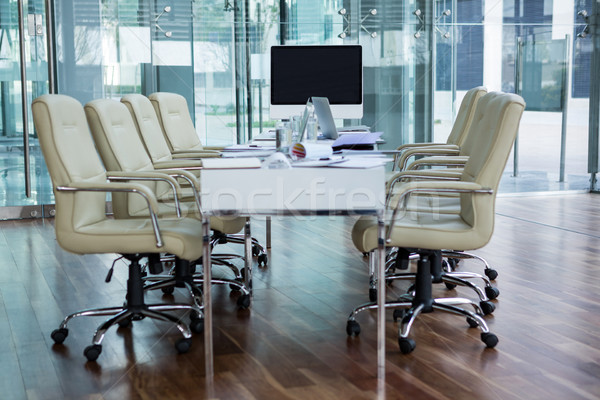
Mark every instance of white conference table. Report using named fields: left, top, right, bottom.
left=200, top=165, right=387, bottom=380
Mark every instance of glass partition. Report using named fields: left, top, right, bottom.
left=0, top=0, right=52, bottom=211
left=222, top=0, right=434, bottom=150
left=433, top=0, right=591, bottom=193
left=44, top=0, right=600, bottom=199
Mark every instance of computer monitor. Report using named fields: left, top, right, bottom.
left=269, top=45, right=363, bottom=119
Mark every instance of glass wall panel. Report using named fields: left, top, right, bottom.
left=45, top=0, right=596, bottom=198
left=192, top=1, right=243, bottom=146
left=433, top=0, right=591, bottom=193
left=0, top=0, right=52, bottom=209
left=234, top=0, right=432, bottom=150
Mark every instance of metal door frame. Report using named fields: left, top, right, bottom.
left=1, top=0, right=56, bottom=220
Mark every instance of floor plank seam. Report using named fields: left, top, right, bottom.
left=495, top=212, right=600, bottom=238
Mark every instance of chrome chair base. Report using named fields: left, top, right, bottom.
left=347, top=250, right=498, bottom=354
left=367, top=247, right=499, bottom=306
left=50, top=255, right=199, bottom=362
left=212, top=232, right=268, bottom=266
left=144, top=257, right=251, bottom=310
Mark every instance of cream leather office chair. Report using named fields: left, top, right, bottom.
left=386, top=87, right=498, bottom=282
left=392, top=86, right=487, bottom=171
left=84, top=98, right=252, bottom=308
left=347, top=92, right=525, bottom=354
left=32, top=94, right=206, bottom=362
left=149, top=92, right=223, bottom=155
left=122, top=93, right=268, bottom=265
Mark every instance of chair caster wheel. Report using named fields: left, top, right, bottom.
left=346, top=320, right=361, bottom=336
left=118, top=317, right=132, bottom=328
left=485, top=268, right=498, bottom=280
left=175, top=338, right=192, bottom=354
left=446, top=258, right=459, bottom=271
left=369, top=288, right=377, bottom=302
left=444, top=282, right=457, bottom=290
left=84, top=344, right=102, bottom=362
left=161, top=286, right=175, bottom=295
left=257, top=253, right=268, bottom=266
left=467, top=316, right=479, bottom=328
left=51, top=328, right=68, bottom=344
left=392, top=309, right=406, bottom=322
left=252, top=244, right=262, bottom=257
left=190, top=315, right=204, bottom=334
left=480, top=301, right=495, bottom=315
left=481, top=332, right=498, bottom=348
left=237, top=294, right=251, bottom=309
left=485, top=286, right=500, bottom=300
left=398, top=337, right=416, bottom=354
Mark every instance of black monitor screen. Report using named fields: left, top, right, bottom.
left=270, top=45, right=362, bottom=106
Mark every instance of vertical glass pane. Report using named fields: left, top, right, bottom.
left=103, top=0, right=150, bottom=99
left=434, top=0, right=591, bottom=193
left=360, top=1, right=423, bottom=149
left=54, top=0, right=103, bottom=103
left=0, top=0, right=52, bottom=207
left=193, top=1, right=243, bottom=146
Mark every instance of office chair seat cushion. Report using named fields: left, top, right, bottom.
left=208, top=216, right=246, bottom=234
left=352, top=211, right=488, bottom=254
left=57, top=217, right=205, bottom=261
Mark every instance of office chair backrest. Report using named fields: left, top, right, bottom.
left=32, top=94, right=110, bottom=252
left=121, top=94, right=174, bottom=164
left=459, top=92, right=525, bottom=242
left=85, top=99, right=166, bottom=219
left=446, top=86, right=487, bottom=147
left=149, top=92, right=205, bottom=152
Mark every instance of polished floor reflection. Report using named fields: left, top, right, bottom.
left=0, top=194, right=599, bottom=399
left=0, top=138, right=53, bottom=207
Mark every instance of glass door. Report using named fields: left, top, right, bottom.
left=0, top=0, right=53, bottom=218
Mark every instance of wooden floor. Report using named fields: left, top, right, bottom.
left=1, top=194, right=599, bottom=399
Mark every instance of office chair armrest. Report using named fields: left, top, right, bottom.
left=153, top=159, right=204, bottom=170
left=386, top=181, right=492, bottom=243
left=172, top=150, right=222, bottom=158
left=202, top=146, right=226, bottom=151
left=395, top=147, right=461, bottom=171
left=406, top=156, right=469, bottom=170
left=387, top=169, right=463, bottom=192
left=56, top=181, right=165, bottom=247
left=158, top=169, right=201, bottom=192
left=396, top=142, right=457, bottom=151
left=106, top=170, right=184, bottom=218
left=158, top=169, right=204, bottom=218
left=171, top=152, right=215, bottom=159
left=387, top=180, right=491, bottom=212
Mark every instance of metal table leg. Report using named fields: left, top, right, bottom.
left=377, top=212, right=386, bottom=379
left=245, top=217, right=253, bottom=294
left=266, top=216, right=271, bottom=249
left=202, top=217, right=213, bottom=379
